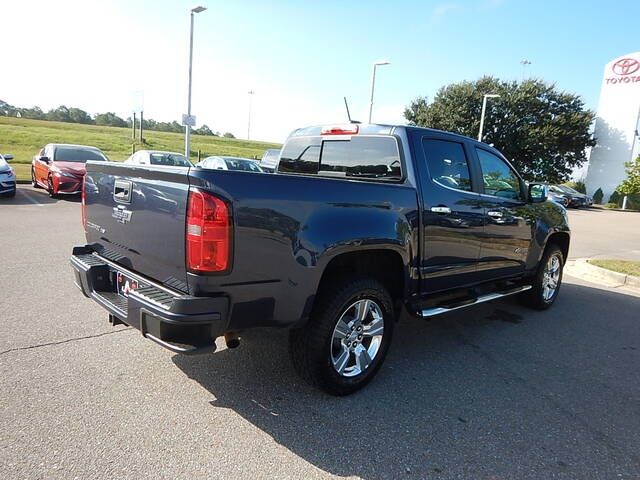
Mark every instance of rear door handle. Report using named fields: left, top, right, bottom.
left=487, top=210, right=503, bottom=218
left=430, top=206, right=452, bottom=214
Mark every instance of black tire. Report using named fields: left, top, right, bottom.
left=47, top=175, right=57, bottom=198
left=520, top=244, right=564, bottom=310
left=289, top=277, right=395, bottom=396
left=31, top=168, right=41, bottom=188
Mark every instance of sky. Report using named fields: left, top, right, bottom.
left=1, top=0, right=638, bottom=143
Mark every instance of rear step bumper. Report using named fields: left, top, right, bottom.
left=419, top=285, right=531, bottom=318
left=70, top=245, right=229, bottom=355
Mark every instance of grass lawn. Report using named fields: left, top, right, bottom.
left=589, top=259, right=640, bottom=278
left=0, top=116, right=281, bottom=181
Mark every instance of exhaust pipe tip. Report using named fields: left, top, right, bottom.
left=224, top=332, right=240, bottom=349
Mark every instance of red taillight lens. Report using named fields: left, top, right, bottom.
left=81, top=176, right=87, bottom=232
left=186, top=188, right=231, bottom=273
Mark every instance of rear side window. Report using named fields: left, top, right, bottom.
left=278, top=135, right=401, bottom=180
left=422, top=139, right=472, bottom=192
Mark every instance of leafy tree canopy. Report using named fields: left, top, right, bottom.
left=618, top=155, right=640, bottom=195
left=404, top=76, right=596, bottom=182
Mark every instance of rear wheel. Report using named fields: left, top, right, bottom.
left=289, top=277, right=395, bottom=396
left=520, top=245, right=564, bottom=310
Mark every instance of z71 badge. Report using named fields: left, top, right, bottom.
left=112, top=205, right=133, bottom=224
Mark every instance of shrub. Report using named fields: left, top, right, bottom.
left=593, top=187, right=604, bottom=204
left=618, top=155, right=640, bottom=195
left=604, top=203, right=618, bottom=209
left=608, top=191, right=621, bottom=206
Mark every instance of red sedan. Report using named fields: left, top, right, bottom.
left=32, top=144, right=108, bottom=197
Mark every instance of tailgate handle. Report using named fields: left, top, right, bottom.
left=113, top=180, right=132, bottom=204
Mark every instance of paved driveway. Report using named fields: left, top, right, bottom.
left=1, top=187, right=639, bottom=479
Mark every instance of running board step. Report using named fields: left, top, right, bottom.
left=419, top=285, right=532, bottom=318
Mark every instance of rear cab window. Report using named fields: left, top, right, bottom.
left=278, top=135, right=402, bottom=181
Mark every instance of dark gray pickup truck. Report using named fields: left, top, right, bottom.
left=71, top=123, right=569, bottom=395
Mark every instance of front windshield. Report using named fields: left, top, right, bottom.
left=149, top=152, right=191, bottom=167
left=54, top=146, right=107, bottom=163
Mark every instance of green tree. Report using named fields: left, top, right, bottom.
left=223, top=132, right=235, bottom=139
left=68, top=107, right=94, bottom=124
left=404, top=76, right=596, bottom=182
left=194, top=124, right=214, bottom=136
left=617, top=155, right=640, bottom=195
left=95, top=112, right=127, bottom=127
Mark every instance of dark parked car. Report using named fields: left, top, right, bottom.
left=32, top=144, right=108, bottom=197
left=550, top=185, right=592, bottom=207
left=71, top=123, right=570, bottom=395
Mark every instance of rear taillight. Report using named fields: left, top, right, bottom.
left=81, top=176, right=87, bottom=232
left=186, top=188, right=231, bottom=273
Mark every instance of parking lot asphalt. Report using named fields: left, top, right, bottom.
left=1, top=186, right=640, bottom=479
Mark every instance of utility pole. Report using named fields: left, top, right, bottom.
left=132, top=112, right=136, bottom=140
left=139, top=110, right=143, bottom=143
left=247, top=90, right=254, bottom=140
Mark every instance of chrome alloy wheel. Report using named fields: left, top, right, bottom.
left=330, top=299, right=384, bottom=377
left=542, top=253, right=562, bottom=302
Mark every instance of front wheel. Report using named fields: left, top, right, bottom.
left=47, top=175, right=57, bottom=198
left=520, top=245, right=564, bottom=310
left=289, top=277, right=395, bottom=396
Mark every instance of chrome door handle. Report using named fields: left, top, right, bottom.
left=487, top=210, right=503, bottom=218
left=430, top=206, right=451, bottom=214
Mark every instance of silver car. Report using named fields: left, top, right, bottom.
left=0, top=154, right=16, bottom=198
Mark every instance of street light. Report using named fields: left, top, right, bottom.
left=247, top=90, right=254, bottom=140
left=368, top=60, right=390, bottom=124
left=520, top=59, right=532, bottom=81
left=478, top=94, right=500, bottom=142
left=184, top=5, right=207, bottom=159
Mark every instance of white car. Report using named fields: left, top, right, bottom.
left=196, top=156, right=264, bottom=173
left=0, top=154, right=16, bottom=198
left=124, top=150, right=192, bottom=167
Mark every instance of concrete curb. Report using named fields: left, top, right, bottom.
left=565, top=258, right=640, bottom=293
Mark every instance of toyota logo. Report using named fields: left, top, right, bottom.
left=612, top=58, right=640, bottom=76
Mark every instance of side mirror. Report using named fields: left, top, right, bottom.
left=529, top=183, right=548, bottom=203
left=3, top=154, right=13, bottom=161
left=39, top=156, right=50, bottom=163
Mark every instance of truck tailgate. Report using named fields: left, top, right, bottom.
left=84, top=161, right=191, bottom=293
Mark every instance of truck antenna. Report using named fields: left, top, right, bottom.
left=343, top=96, right=360, bottom=124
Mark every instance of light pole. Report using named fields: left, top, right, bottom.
left=520, top=59, right=532, bottom=82
left=247, top=90, right=254, bottom=140
left=478, top=94, right=500, bottom=142
left=368, top=60, right=390, bottom=123
left=184, top=5, right=207, bottom=159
